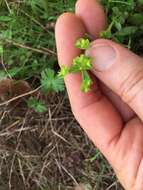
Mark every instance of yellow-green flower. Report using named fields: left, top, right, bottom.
left=72, top=54, right=92, bottom=71
left=75, top=38, right=90, bottom=50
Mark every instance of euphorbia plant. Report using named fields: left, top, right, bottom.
left=58, top=38, right=93, bottom=92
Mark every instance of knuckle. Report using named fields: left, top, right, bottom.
left=119, top=67, right=143, bottom=104
left=73, top=84, right=103, bottom=117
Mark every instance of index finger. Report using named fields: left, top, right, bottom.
left=55, top=13, right=123, bottom=155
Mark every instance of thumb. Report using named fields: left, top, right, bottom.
left=87, top=39, right=143, bottom=121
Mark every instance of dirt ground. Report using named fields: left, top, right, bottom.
left=0, top=89, right=123, bottom=190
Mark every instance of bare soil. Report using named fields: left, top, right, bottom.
left=0, top=90, right=123, bottom=190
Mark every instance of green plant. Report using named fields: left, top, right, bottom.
left=27, top=97, right=47, bottom=113
left=41, top=68, right=64, bottom=93
left=100, top=0, right=143, bottom=53
left=59, top=38, right=93, bottom=93
left=0, top=1, right=138, bottom=190
left=0, top=0, right=76, bottom=82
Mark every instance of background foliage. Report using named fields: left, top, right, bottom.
left=0, top=0, right=143, bottom=189
left=0, top=0, right=143, bottom=94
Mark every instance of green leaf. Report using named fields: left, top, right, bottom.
left=0, top=30, right=12, bottom=39
left=0, top=67, right=21, bottom=80
left=129, top=13, right=143, bottom=26
left=138, top=0, right=143, bottom=5
left=0, top=70, right=7, bottom=80
left=0, top=45, right=3, bottom=55
left=27, top=97, right=47, bottom=113
left=114, top=21, right=122, bottom=31
left=115, top=26, right=137, bottom=36
left=0, top=16, right=12, bottom=22
left=8, top=67, right=21, bottom=77
left=41, top=68, right=65, bottom=93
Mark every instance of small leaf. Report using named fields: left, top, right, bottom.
left=0, top=70, right=7, bottom=80
left=129, top=13, right=143, bottom=26
left=27, top=97, right=47, bottom=113
left=8, top=67, right=21, bottom=77
left=0, top=45, right=3, bottom=55
left=116, top=26, right=137, bottom=36
left=0, top=16, right=12, bottom=22
left=0, top=30, right=12, bottom=39
left=114, top=21, right=122, bottom=31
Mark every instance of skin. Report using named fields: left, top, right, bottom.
left=55, top=0, right=143, bottom=189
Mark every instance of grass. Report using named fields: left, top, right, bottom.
left=1, top=0, right=143, bottom=189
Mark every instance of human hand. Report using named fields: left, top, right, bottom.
left=55, top=0, right=143, bottom=189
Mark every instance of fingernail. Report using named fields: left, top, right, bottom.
left=87, top=44, right=116, bottom=71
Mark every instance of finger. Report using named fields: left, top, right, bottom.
left=75, top=0, right=107, bottom=38
left=55, top=13, right=123, bottom=153
left=100, top=82, right=135, bottom=122
left=87, top=39, right=143, bottom=121
left=75, top=0, right=135, bottom=122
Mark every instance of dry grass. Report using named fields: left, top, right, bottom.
left=0, top=92, right=123, bottom=190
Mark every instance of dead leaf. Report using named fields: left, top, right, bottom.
left=0, top=79, right=31, bottom=102
left=75, top=184, right=93, bottom=190
left=75, top=184, right=84, bottom=190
